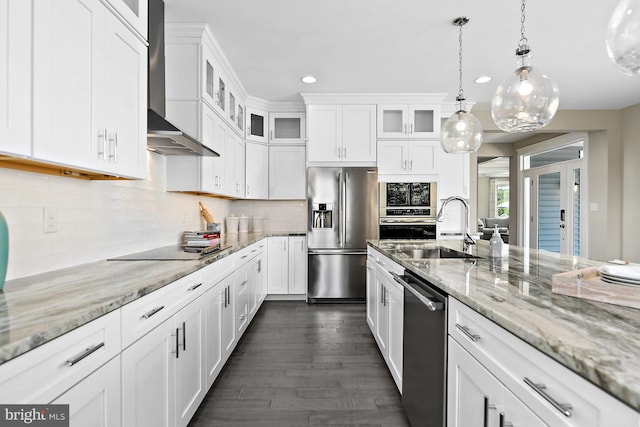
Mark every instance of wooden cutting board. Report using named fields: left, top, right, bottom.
left=552, top=267, right=640, bottom=309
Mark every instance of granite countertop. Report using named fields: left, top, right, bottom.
left=0, top=231, right=304, bottom=365
left=368, top=239, right=640, bottom=412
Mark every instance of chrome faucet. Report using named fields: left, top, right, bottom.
left=436, top=196, right=476, bottom=247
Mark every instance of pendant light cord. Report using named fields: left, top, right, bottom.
left=457, top=19, right=465, bottom=109
left=518, top=0, right=529, bottom=52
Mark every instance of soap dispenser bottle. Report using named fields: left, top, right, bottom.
left=489, top=225, right=503, bottom=258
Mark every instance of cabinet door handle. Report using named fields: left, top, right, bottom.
left=188, top=283, right=202, bottom=291
left=409, top=123, right=413, bottom=135
left=523, top=377, right=572, bottom=417
left=247, top=185, right=250, bottom=195
left=224, top=286, right=228, bottom=307
left=455, top=323, right=480, bottom=342
left=483, top=396, right=497, bottom=427
left=113, top=132, right=118, bottom=162
left=257, top=259, right=261, bottom=273
left=182, top=321, right=186, bottom=351
left=174, top=328, right=180, bottom=358
left=337, top=146, right=341, bottom=158
left=403, top=160, right=407, bottom=170
left=142, top=305, right=165, bottom=319
left=403, top=123, right=407, bottom=135
left=240, top=255, right=248, bottom=260
left=227, top=285, right=231, bottom=305
left=240, top=280, right=248, bottom=287
left=270, top=130, right=273, bottom=141
left=98, top=129, right=107, bottom=160
left=409, top=160, right=413, bottom=170
left=65, top=342, right=105, bottom=366
left=239, top=314, right=247, bottom=320
left=499, top=412, right=513, bottom=427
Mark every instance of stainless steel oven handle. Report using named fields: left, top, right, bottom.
left=380, top=218, right=436, bottom=224
left=391, top=272, right=443, bottom=311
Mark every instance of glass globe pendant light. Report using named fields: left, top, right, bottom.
left=440, top=17, right=483, bottom=154
left=491, top=0, right=559, bottom=133
left=606, top=0, right=640, bottom=75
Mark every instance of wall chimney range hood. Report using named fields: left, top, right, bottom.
left=147, top=0, right=219, bottom=157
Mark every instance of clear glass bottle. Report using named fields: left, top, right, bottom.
left=489, top=225, right=504, bottom=258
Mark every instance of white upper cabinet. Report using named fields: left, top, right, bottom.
left=377, top=104, right=440, bottom=139
left=269, top=145, right=306, bottom=200
left=246, top=107, right=268, bottom=143
left=32, top=0, right=146, bottom=179
left=377, top=140, right=439, bottom=176
left=104, top=0, right=148, bottom=39
left=269, top=112, right=306, bottom=144
left=0, top=0, right=31, bottom=157
left=438, top=152, right=470, bottom=199
left=245, top=142, right=269, bottom=199
left=307, top=104, right=376, bottom=163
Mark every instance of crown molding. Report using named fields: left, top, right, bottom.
left=301, top=92, right=449, bottom=105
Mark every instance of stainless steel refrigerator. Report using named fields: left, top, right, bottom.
left=307, top=167, right=378, bottom=303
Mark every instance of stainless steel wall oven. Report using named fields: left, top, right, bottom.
left=379, top=182, right=437, bottom=239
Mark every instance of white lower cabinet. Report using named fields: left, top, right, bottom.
left=447, top=337, right=545, bottom=427
left=366, top=247, right=404, bottom=392
left=53, top=355, right=122, bottom=427
left=122, top=317, right=175, bottom=427
left=447, top=297, right=640, bottom=427
left=267, top=236, right=307, bottom=296
left=174, top=298, right=206, bottom=426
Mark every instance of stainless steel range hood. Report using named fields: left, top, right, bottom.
left=147, top=0, right=219, bottom=157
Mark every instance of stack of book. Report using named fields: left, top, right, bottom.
left=183, top=231, right=221, bottom=252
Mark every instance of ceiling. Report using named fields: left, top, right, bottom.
left=165, top=0, right=640, bottom=112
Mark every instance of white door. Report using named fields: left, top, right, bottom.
left=267, top=237, right=289, bottom=293
left=375, top=271, right=389, bottom=355
left=53, top=356, right=121, bottom=427
left=365, top=259, right=377, bottom=334
left=102, top=10, right=146, bottom=178
left=223, top=132, right=237, bottom=195
left=269, top=146, right=306, bottom=200
left=32, top=0, right=103, bottom=171
left=122, top=320, right=175, bottom=427
left=204, top=283, right=224, bottom=388
left=523, top=160, right=585, bottom=256
left=234, top=265, right=250, bottom=334
left=377, top=141, right=407, bottom=174
left=288, top=236, right=307, bottom=294
left=174, top=299, right=205, bottom=427
left=342, top=105, right=377, bottom=162
left=387, top=281, right=403, bottom=392
left=407, top=140, right=438, bottom=175
left=307, top=105, right=342, bottom=162
left=0, top=0, right=31, bottom=156
left=246, top=107, right=268, bottom=143
left=234, top=138, right=245, bottom=197
left=245, top=142, right=268, bottom=199
left=447, top=338, right=503, bottom=427
left=221, top=278, right=236, bottom=359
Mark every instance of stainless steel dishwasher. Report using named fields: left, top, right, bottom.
left=392, top=269, right=447, bottom=427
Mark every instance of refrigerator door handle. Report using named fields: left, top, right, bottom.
left=308, top=249, right=367, bottom=255
left=342, top=171, right=348, bottom=246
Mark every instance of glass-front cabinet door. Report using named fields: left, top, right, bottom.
left=246, top=107, right=268, bottom=143
left=109, top=0, right=148, bottom=38
left=269, top=112, right=305, bottom=144
left=377, top=104, right=440, bottom=139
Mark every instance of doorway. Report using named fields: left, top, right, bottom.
left=519, top=134, right=587, bottom=256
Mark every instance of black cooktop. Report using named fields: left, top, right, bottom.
left=107, top=244, right=229, bottom=261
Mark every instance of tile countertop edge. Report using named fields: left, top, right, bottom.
left=367, top=239, right=640, bottom=413
left=0, top=232, right=305, bottom=366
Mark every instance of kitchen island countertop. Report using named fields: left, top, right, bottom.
left=0, top=231, right=303, bottom=365
left=368, top=239, right=640, bottom=412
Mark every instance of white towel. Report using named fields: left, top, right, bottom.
left=598, top=264, right=640, bottom=281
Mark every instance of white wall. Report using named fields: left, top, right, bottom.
left=477, top=177, right=490, bottom=219
left=0, top=153, right=231, bottom=280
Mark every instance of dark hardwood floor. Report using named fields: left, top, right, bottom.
left=189, top=301, right=411, bottom=426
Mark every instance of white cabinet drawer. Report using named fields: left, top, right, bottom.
left=448, top=298, right=639, bottom=426
left=121, top=271, right=204, bottom=349
left=235, top=241, right=262, bottom=264
left=0, top=309, right=121, bottom=404
left=372, top=250, right=404, bottom=277
left=201, top=253, right=235, bottom=289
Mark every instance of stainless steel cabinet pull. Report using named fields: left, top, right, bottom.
left=409, top=123, right=413, bottom=134
left=174, top=328, right=180, bottom=358
left=240, top=280, right=248, bottom=287
left=188, top=283, right=202, bottom=291
left=98, top=129, right=107, bottom=160
left=270, top=130, right=273, bottom=141
left=227, top=285, right=231, bottom=305
left=113, top=133, right=118, bottom=162
left=224, top=286, right=228, bottom=307
left=337, top=146, right=341, bottom=158
left=241, top=255, right=248, bottom=259
left=239, top=314, right=247, bottom=320
left=142, top=305, right=165, bottom=319
left=456, top=324, right=480, bottom=342
left=380, top=283, right=384, bottom=305
left=251, top=249, right=257, bottom=253
left=403, top=160, right=408, bottom=170
left=409, top=160, right=413, bottom=170
left=524, top=377, right=572, bottom=417
left=182, top=321, right=186, bottom=351
left=499, top=412, right=513, bottom=427
left=483, top=396, right=497, bottom=427
left=66, top=342, right=105, bottom=366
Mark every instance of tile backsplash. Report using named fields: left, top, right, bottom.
left=230, top=200, right=307, bottom=233
left=0, top=153, right=231, bottom=280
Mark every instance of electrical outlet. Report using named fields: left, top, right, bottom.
left=44, top=207, right=58, bottom=233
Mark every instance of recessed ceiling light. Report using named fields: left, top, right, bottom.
left=301, top=75, right=317, bottom=84
left=474, top=76, right=492, bottom=84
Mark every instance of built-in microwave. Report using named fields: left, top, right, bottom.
left=379, top=182, right=437, bottom=239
